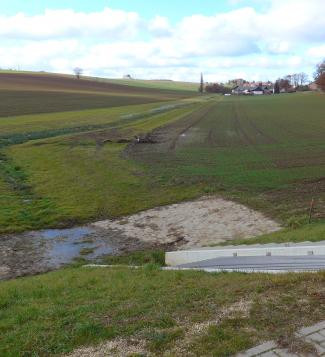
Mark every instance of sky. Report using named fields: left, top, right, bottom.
left=0, top=0, right=324, bottom=82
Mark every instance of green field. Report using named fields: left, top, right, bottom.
left=0, top=87, right=324, bottom=233
left=1, top=72, right=325, bottom=356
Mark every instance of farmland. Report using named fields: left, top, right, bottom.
left=0, top=72, right=325, bottom=356
left=0, top=82, right=324, bottom=233
left=0, top=72, right=194, bottom=117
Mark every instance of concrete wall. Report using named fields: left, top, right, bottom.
left=165, top=243, right=325, bottom=266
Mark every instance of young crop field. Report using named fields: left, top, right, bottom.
left=130, top=93, right=325, bottom=222
left=0, top=90, right=324, bottom=234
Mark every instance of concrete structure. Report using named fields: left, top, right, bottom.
left=165, top=241, right=325, bottom=273
left=166, top=241, right=325, bottom=265
left=174, top=255, right=325, bottom=273
left=237, top=321, right=325, bottom=356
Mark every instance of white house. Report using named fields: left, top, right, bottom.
left=251, top=86, right=264, bottom=95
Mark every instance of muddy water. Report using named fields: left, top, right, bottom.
left=0, top=225, right=147, bottom=281
left=0, top=197, right=282, bottom=281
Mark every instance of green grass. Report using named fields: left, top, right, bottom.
left=101, top=250, right=165, bottom=266
left=0, top=267, right=324, bottom=356
left=0, top=103, right=204, bottom=232
left=130, top=93, right=325, bottom=223
left=219, top=222, right=325, bottom=246
left=0, top=100, right=196, bottom=137
left=1, top=93, right=324, bottom=233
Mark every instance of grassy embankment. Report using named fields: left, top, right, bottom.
left=0, top=266, right=324, bottom=356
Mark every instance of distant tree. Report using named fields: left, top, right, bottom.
left=299, top=72, right=308, bottom=86
left=74, top=67, right=83, bottom=79
left=316, top=73, right=325, bottom=91
left=205, top=83, right=231, bottom=94
left=285, top=74, right=293, bottom=86
left=314, top=59, right=325, bottom=91
left=314, top=59, right=325, bottom=79
left=279, top=78, right=291, bottom=91
left=274, top=80, right=280, bottom=94
left=199, top=73, right=204, bottom=93
left=296, top=84, right=310, bottom=92
left=293, top=73, right=301, bottom=87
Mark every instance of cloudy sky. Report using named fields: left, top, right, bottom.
left=0, top=0, right=324, bottom=82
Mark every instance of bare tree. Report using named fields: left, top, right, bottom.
left=299, top=72, right=308, bottom=86
left=292, top=73, right=300, bottom=87
left=314, top=59, right=325, bottom=91
left=285, top=74, right=293, bottom=86
left=74, top=67, right=83, bottom=80
left=274, top=80, right=280, bottom=94
left=314, top=59, right=325, bottom=80
left=316, top=73, right=325, bottom=91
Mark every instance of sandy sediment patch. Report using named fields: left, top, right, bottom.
left=93, top=197, right=281, bottom=248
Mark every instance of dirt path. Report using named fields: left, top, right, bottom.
left=94, top=196, right=281, bottom=249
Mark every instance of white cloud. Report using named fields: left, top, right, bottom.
left=148, top=16, right=172, bottom=37
left=0, top=1, right=324, bottom=81
left=0, top=8, right=140, bottom=40
left=307, top=45, right=325, bottom=59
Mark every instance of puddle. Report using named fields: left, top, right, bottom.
left=41, top=227, right=92, bottom=240
left=37, top=227, right=114, bottom=267
left=1, top=224, right=146, bottom=280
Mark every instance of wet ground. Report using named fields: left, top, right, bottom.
left=0, top=196, right=282, bottom=281
left=0, top=225, right=148, bottom=281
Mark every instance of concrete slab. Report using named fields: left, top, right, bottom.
left=177, top=255, right=325, bottom=272
left=165, top=241, right=325, bottom=267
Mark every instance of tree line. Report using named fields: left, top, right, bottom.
left=314, top=59, right=325, bottom=91
left=199, top=59, right=325, bottom=94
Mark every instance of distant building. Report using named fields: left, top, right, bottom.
left=251, top=86, right=264, bottom=95
left=309, top=82, right=319, bottom=91
left=123, top=74, right=133, bottom=79
left=232, top=83, right=274, bottom=95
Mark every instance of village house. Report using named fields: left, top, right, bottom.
left=309, top=82, right=319, bottom=91
left=232, top=82, right=274, bottom=95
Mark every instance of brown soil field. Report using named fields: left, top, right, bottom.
left=0, top=72, right=193, bottom=97
left=0, top=72, right=196, bottom=117
left=0, top=90, right=169, bottom=117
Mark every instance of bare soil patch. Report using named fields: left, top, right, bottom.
left=94, top=196, right=281, bottom=248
